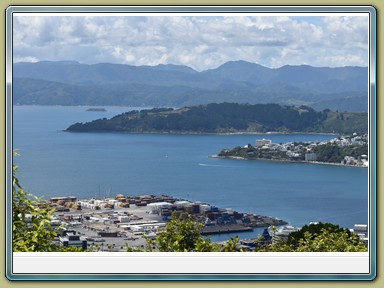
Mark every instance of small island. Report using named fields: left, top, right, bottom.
left=86, top=108, right=107, bottom=112
left=214, top=133, right=368, bottom=167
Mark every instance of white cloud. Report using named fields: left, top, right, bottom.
left=13, top=56, right=39, bottom=63
left=12, top=14, right=369, bottom=70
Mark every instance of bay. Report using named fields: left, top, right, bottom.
left=12, top=105, right=368, bottom=241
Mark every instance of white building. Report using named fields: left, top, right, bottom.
left=199, top=204, right=211, bottom=213
left=353, top=224, right=368, bottom=236
left=352, top=224, right=368, bottom=247
left=305, top=153, right=317, bottom=161
left=256, top=138, right=272, bottom=147
left=146, top=202, right=173, bottom=214
left=118, top=216, right=130, bottom=223
left=174, top=200, right=191, bottom=207
left=59, top=231, right=87, bottom=250
left=271, top=226, right=299, bottom=243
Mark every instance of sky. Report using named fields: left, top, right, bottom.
left=12, top=14, right=369, bottom=71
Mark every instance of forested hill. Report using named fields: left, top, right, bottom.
left=65, top=103, right=367, bottom=134
left=14, top=60, right=368, bottom=112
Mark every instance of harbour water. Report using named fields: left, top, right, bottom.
left=12, top=105, right=369, bottom=241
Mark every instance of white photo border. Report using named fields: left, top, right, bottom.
left=5, top=5, right=377, bottom=281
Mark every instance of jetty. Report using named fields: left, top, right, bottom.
left=202, top=225, right=253, bottom=235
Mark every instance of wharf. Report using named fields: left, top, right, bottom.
left=202, top=224, right=253, bottom=235
left=51, top=194, right=287, bottom=251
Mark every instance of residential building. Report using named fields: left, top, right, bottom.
left=59, top=231, right=87, bottom=250
left=256, top=138, right=272, bottom=147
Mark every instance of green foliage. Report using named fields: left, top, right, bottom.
left=314, top=143, right=368, bottom=163
left=127, top=214, right=242, bottom=252
left=12, top=152, right=58, bottom=252
left=221, top=236, right=243, bottom=252
left=126, top=217, right=367, bottom=253
left=132, top=218, right=367, bottom=253
left=320, top=111, right=368, bottom=134
left=287, top=222, right=343, bottom=246
left=286, top=223, right=367, bottom=252
left=58, top=246, right=85, bottom=252
left=294, top=229, right=367, bottom=252
left=67, top=103, right=367, bottom=134
left=254, top=223, right=367, bottom=252
left=147, top=214, right=212, bottom=252
left=67, top=103, right=366, bottom=134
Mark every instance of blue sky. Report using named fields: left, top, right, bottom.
left=12, top=14, right=369, bottom=70
left=290, top=16, right=325, bottom=26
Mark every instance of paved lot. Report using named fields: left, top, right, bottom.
left=55, top=204, right=165, bottom=251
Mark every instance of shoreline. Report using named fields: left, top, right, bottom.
left=210, top=155, right=368, bottom=168
left=64, top=129, right=340, bottom=136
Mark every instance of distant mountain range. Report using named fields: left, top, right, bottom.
left=13, top=60, right=368, bottom=112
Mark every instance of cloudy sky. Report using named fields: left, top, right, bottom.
left=13, top=13, right=369, bottom=71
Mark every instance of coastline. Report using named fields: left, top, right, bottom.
left=64, top=128, right=340, bottom=136
left=210, top=155, right=368, bottom=168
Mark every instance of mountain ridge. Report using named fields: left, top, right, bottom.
left=13, top=60, right=368, bottom=111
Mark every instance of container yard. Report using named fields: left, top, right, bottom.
left=50, top=194, right=288, bottom=251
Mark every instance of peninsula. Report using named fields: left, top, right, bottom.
left=66, top=103, right=367, bottom=134
left=214, top=133, right=368, bottom=167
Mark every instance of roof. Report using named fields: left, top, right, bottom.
left=146, top=202, right=173, bottom=207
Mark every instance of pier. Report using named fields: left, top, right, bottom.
left=202, top=225, right=253, bottom=235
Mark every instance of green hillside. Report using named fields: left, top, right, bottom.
left=66, top=103, right=368, bottom=134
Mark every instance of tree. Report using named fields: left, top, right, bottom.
left=254, top=223, right=367, bottom=252
left=130, top=213, right=242, bottom=252
left=12, top=152, right=58, bottom=252
left=129, top=215, right=367, bottom=253
left=144, top=214, right=215, bottom=252
left=294, top=229, right=367, bottom=252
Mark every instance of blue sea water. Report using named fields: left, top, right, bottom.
left=12, top=105, right=368, bottom=240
